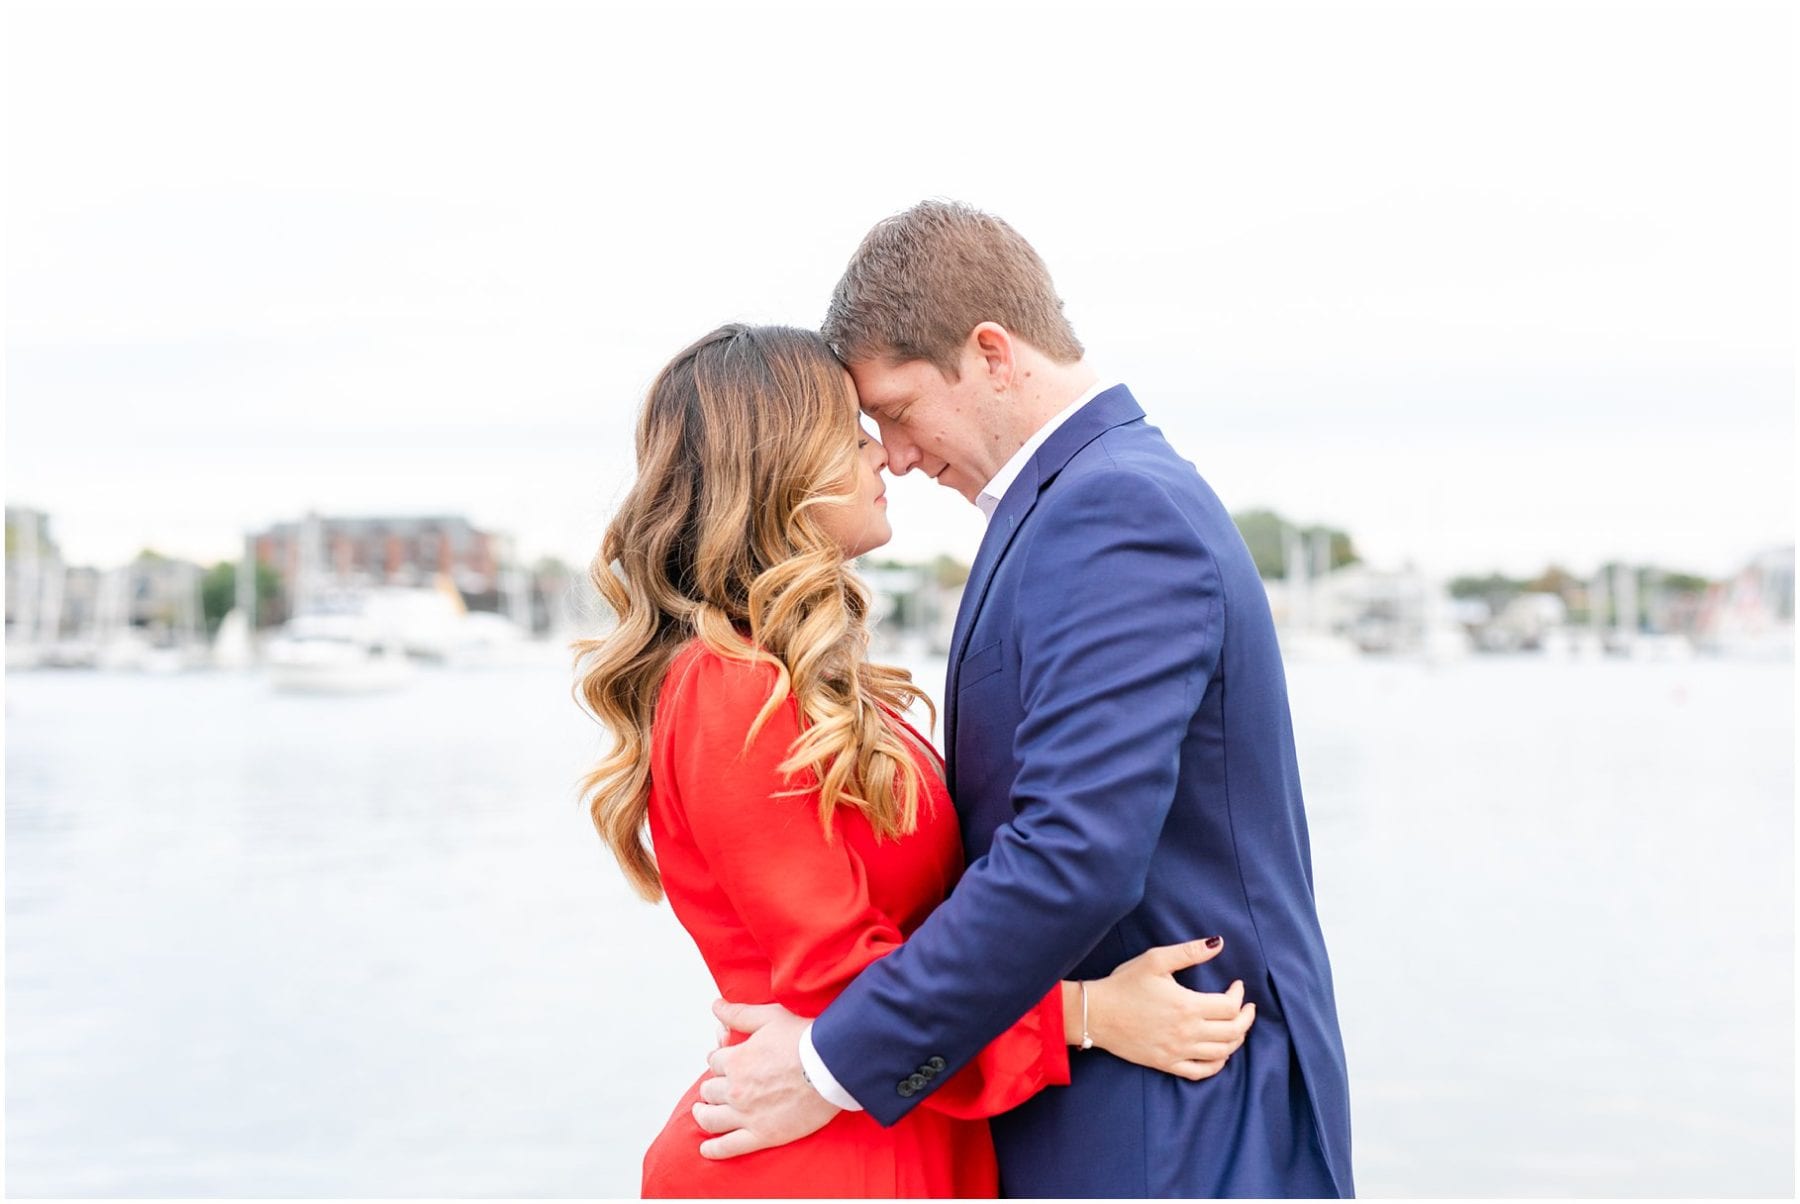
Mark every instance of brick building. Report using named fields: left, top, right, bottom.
left=253, top=513, right=514, bottom=618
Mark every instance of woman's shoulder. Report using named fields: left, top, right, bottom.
left=655, top=638, right=800, bottom=777
left=661, top=637, right=787, bottom=719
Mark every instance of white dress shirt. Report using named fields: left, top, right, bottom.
left=796, top=375, right=1119, bottom=1112
left=975, top=379, right=1119, bottom=521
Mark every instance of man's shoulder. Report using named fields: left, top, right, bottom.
left=1020, top=457, right=1215, bottom=576
left=1048, top=424, right=1214, bottom=515
left=1028, top=426, right=1254, bottom=585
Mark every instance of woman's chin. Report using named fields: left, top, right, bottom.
left=851, top=525, right=894, bottom=559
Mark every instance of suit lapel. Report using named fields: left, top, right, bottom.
left=942, top=385, right=1147, bottom=788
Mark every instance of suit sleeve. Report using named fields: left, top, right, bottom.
left=664, top=648, right=1068, bottom=1117
left=810, top=470, right=1224, bottom=1125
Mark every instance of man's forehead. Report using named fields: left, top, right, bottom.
left=848, top=375, right=899, bottom=412
left=848, top=357, right=924, bottom=406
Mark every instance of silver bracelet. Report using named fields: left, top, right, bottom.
left=1078, top=980, right=1095, bottom=1051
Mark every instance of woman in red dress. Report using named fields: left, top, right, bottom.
left=575, top=325, right=1254, bottom=1198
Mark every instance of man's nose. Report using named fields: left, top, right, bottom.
left=879, top=425, right=922, bottom=474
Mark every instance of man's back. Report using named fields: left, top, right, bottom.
left=947, top=387, right=1353, bottom=1196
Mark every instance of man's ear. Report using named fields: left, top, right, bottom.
left=967, top=322, right=1015, bottom=390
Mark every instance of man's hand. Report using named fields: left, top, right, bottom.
left=692, top=1000, right=842, bottom=1160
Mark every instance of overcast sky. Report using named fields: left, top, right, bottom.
left=6, top=0, right=1793, bottom=581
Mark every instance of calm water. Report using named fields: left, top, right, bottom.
left=5, top=655, right=1793, bottom=1197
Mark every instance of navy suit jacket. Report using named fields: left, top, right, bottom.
left=811, top=386, right=1354, bottom=1198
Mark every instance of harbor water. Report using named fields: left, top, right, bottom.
left=4, top=655, right=1793, bottom=1196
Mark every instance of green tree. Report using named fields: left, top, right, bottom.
left=200, top=560, right=284, bottom=634
left=1658, top=570, right=1712, bottom=594
left=1525, top=564, right=1582, bottom=597
left=1230, top=509, right=1359, bottom=580
left=930, top=554, right=970, bottom=588
left=533, top=555, right=576, bottom=576
left=4, top=510, right=60, bottom=562
left=1449, top=572, right=1527, bottom=609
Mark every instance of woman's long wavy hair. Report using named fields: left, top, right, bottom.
left=573, top=324, right=937, bottom=901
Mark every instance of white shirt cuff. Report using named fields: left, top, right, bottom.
left=798, top=1021, right=864, bottom=1112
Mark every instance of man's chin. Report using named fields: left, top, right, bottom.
left=932, top=471, right=976, bottom=503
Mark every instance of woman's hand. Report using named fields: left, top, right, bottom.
left=1061, top=938, right=1257, bottom=1081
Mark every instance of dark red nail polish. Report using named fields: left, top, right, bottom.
left=1204, top=936, right=1223, bottom=949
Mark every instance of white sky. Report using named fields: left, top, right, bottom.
left=5, top=0, right=1793, bottom=581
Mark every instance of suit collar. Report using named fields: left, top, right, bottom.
left=975, top=378, right=1120, bottom=520
left=1011, top=384, right=1144, bottom=500
left=942, top=385, right=1146, bottom=781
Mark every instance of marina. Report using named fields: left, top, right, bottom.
left=5, top=654, right=1792, bottom=1196
left=7, top=1, right=1792, bottom=1195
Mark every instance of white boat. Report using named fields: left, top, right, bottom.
left=1278, top=628, right=1363, bottom=662
left=212, top=607, right=254, bottom=670
left=264, top=610, right=415, bottom=694
left=444, top=610, right=560, bottom=669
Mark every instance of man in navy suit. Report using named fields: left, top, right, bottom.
left=698, top=200, right=1354, bottom=1197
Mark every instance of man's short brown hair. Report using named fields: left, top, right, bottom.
left=822, top=199, right=1084, bottom=377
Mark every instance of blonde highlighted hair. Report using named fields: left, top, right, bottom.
left=573, top=324, right=936, bottom=901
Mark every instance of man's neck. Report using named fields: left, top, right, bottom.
left=1005, top=357, right=1100, bottom=448
left=972, top=360, right=1110, bottom=518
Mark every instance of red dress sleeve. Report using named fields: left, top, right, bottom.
left=658, top=645, right=1069, bottom=1118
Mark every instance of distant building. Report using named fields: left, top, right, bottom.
left=1695, top=545, right=1795, bottom=658
left=126, top=553, right=207, bottom=643
left=860, top=561, right=963, bottom=654
left=7, top=506, right=207, bottom=664
left=252, top=513, right=513, bottom=619
left=530, top=558, right=599, bottom=638
left=1267, top=562, right=1473, bottom=658
left=5, top=505, right=60, bottom=644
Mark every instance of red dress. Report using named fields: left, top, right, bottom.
left=639, top=641, right=1070, bottom=1198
